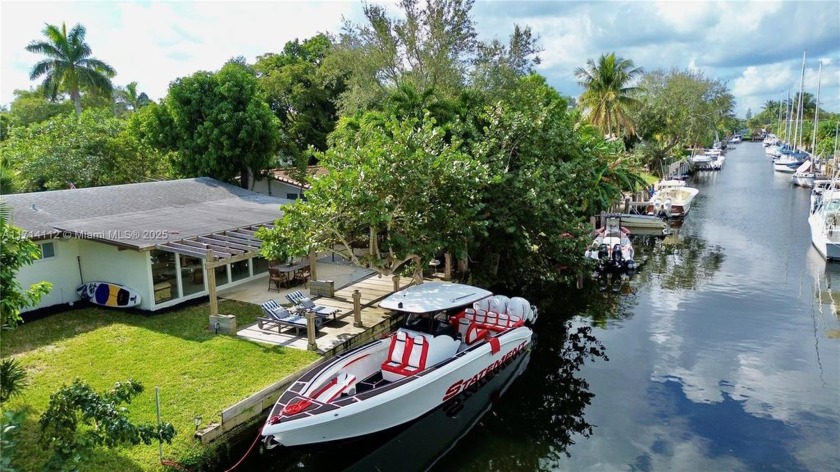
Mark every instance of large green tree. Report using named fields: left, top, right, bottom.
left=142, top=60, right=280, bottom=187
left=258, top=111, right=489, bottom=282
left=325, top=0, right=539, bottom=114
left=254, top=34, right=343, bottom=167
left=25, top=22, right=116, bottom=116
left=631, top=68, right=734, bottom=175
left=575, top=52, right=643, bottom=138
left=468, top=75, right=642, bottom=287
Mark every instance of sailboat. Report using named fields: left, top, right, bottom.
left=775, top=51, right=808, bottom=173
left=792, top=61, right=824, bottom=187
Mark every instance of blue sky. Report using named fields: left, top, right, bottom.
left=2, top=1, right=838, bottom=119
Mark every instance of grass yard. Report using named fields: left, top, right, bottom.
left=1, top=299, right=320, bottom=471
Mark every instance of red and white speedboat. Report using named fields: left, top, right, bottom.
left=261, top=282, right=538, bottom=448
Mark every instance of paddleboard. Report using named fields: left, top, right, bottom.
left=77, top=281, right=141, bottom=308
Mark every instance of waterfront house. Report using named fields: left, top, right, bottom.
left=3, top=177, right=290, bottom=312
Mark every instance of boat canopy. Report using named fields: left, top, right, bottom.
left=379, top=282, right=492, bottom=313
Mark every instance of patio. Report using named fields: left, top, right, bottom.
left=218, top=255, right=407, bottom=352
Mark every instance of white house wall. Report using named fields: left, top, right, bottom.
left=77, top=240, right=153, bottom=309
left=18, top=238, right=82, bottom=311
left=252, top=178, right=302, bottom=199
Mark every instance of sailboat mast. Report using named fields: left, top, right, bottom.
left=811, top=61, right=822, bottom=153
left=777, top=90, right=784, bottom=135
left=793, top=50, right=806, bottom=150
left=785, top=88, right=793, bottom=142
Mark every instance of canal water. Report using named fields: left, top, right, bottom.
left=247, top=142, right=839, bottom=471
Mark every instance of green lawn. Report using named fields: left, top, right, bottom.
left=1, top=300, right=320, bottom=471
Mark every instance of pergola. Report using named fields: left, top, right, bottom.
left=156, top=224, right=316, bottom=316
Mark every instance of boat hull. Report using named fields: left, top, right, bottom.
left=261, top=328, right=532, bottom=446
left=809, top=212, right=840, bottom=261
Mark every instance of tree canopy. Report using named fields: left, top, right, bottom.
left=258, top=111, right=489, bottom=282
left=1, top=108, right=169, bottom=191
left=254, top=34, right=343, bottom=167
left=630, top=68, right=734, bottom=175
left=140, top=60, right=281, bottom=187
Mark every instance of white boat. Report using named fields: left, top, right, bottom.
left=774, top=150, right=808, bottom=173
left=791, top=161, right=825, bottom=188
left=585, top=216, right=637, bottom=275
left=612, top=213, right=669, bottom=233
left=260, top=282, right=537, bottom=448
left=809, top=177, right=840, bottom=261
left=691, top=153, right=712, bottom=166
left=646, top=180, right=700, bottom=219
left=691, top=148, right=724, bottom=171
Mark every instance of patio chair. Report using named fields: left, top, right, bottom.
left=258, top=300, right=321, bottom=335
left=268, top=268, right=287, bottom=292
left=285, top=290, right=339, bottom=322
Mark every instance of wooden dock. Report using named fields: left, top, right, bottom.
left=234, top=272, right=407, bottom=354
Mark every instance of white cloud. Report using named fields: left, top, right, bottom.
left=1, top=1, right=355, bottom=105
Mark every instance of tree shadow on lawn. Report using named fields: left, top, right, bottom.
left=2, top=298, right=264, bottom=357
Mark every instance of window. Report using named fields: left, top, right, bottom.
left=150, top=250, right=177, bottom=303
left=286, top=193, right=299, bottom=200
left=39, top=242, right=56, bottom=259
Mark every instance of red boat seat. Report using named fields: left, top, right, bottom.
left=310, top=371, right=356, bottom=403
left=381, top=331, right=429, bottom=381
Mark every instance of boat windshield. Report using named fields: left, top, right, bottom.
left=825, top=200, right=840, bottom=213
left=403, top=311, right=457, bottom=337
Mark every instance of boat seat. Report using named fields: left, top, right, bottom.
left=381, top=331, right=429, bottom=382
left=464, top=307, right=524, bottom=333
left=458, top=317, right=488, bottom=345
left=310, top=372, right=356, bottom=403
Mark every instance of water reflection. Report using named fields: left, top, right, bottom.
left=430, top=320, right=608, bottom=471
left=633, top=230, right=726, bottom=291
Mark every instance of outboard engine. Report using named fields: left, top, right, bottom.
left=663, top=199, right=673, bottom=217
left=611, top=243, right=623, bottom=263
left=598, top=243, right=609, bottom=260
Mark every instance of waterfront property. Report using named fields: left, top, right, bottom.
left=3, top=177, right=292, bottom=312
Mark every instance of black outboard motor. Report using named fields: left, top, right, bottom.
left=598, top=243, right=609, bottom=260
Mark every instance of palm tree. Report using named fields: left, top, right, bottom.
left=26, top=22, right=116, bottom=116
left=575, top=52, right=643, bottom=138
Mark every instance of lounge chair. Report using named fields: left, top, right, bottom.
left=285, top=290, right=339, bottom=322
left=258, top=300, right=321, bottom=335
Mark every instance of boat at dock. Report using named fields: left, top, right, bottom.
left=611, top=213, right=669, bottom=234
left=645, top=180, right=700, bottom=219
left=260, top=282, right=537, bottom=448
left=585, top=216, right=638, bottom=291
left=809, top=176, right=840, bottom=261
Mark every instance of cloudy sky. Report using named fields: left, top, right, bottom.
left=2, top=1, right=838, bottom=118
